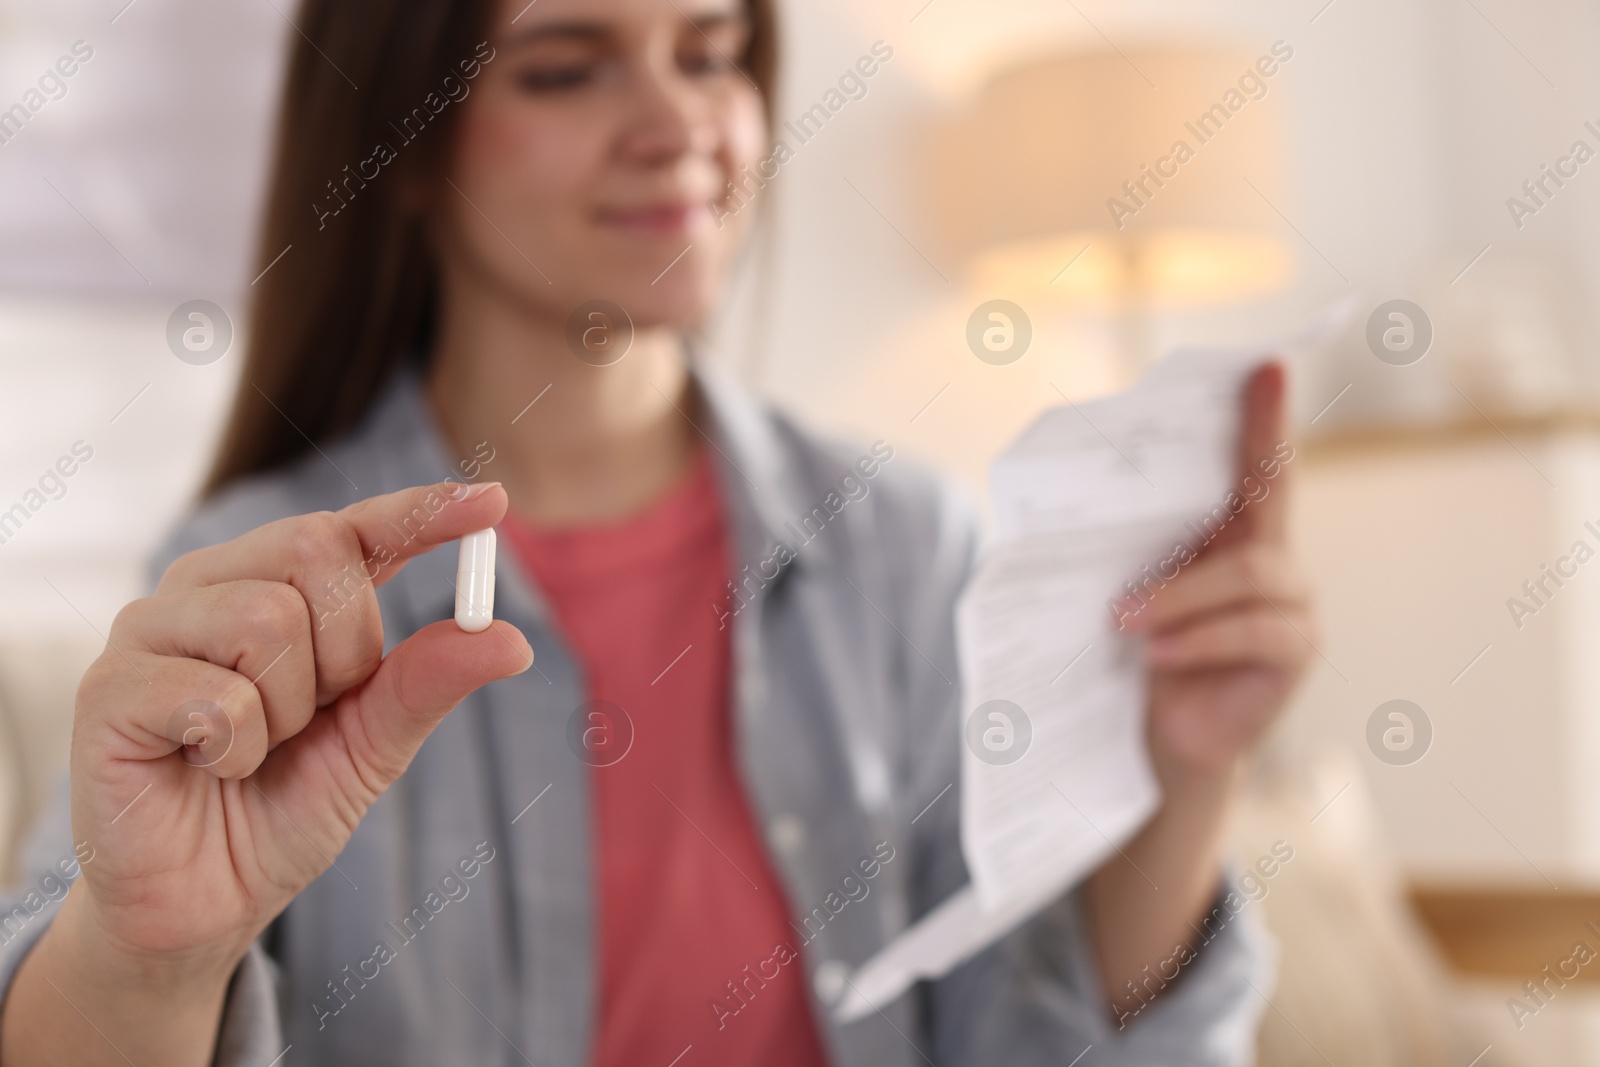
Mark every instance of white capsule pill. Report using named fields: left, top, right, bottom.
left=455, top=528, right=496, bottom=633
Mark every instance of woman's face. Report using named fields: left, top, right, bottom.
left=438, top=0, right=767, bottom=332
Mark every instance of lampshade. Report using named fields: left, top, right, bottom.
left=923, top=45, right=1294, bottom=310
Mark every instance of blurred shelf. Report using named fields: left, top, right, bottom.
left=1409, top=882, right=1600, bottom=980
left=1305, top=410, right=1600, bottom=460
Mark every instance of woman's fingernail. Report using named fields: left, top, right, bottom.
left=462, top=481, right=502, bottom=500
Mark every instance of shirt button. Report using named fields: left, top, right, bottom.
left=769, top=815, right=806, bottom=856
left=813, top=959, right=850, bottom=1005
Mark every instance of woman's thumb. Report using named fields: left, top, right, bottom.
left=341, top=619, right=533, bottom=788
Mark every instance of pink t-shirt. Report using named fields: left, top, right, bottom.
left=499, top=448, right=831, bottom=1067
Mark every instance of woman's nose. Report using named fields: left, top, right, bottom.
left=615, top=61, right=716, bottom=167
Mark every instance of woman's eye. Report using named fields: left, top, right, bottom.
left=517, top=65, right=594, bottom=91
left=680, top=49, right=738, bottom=76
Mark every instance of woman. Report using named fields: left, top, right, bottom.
left=0, top=0, right=1312, bottom=1063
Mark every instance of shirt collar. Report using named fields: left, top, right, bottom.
left=354, top=357, right=827, bottom=636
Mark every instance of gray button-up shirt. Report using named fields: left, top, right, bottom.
left=0, top=365, right=1273, bottom=1066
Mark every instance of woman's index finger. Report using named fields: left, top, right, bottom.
left=335, top=481, right=507, bottom=587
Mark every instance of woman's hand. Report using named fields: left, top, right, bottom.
left=2, top=481, right=532, bottom=1067
left=1119, top=362, right=1315, bottom=787
left=1087, top=363, right=1314, bottom=1023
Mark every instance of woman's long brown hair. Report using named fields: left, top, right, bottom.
left=202, top=0, right=779, bottom=498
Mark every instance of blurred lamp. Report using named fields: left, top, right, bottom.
left=924, top=46, right=1294, bottom=373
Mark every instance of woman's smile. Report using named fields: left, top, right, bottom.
left=593, top=197, right=710, bottom=237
